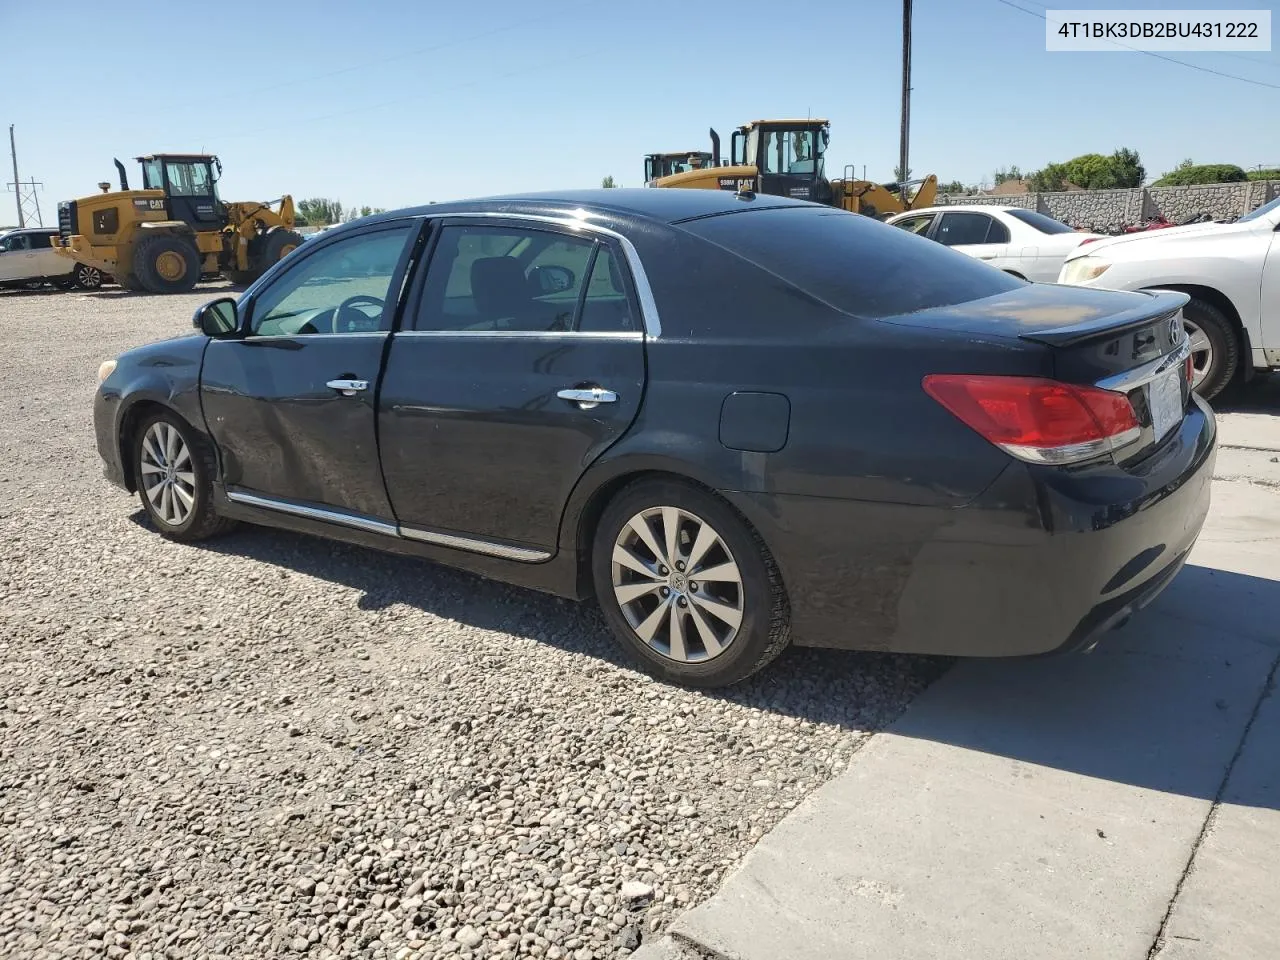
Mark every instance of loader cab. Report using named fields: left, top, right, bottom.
left=730, top=120, right=831, bottom=203
left=137, top=154, right=227, bottom=231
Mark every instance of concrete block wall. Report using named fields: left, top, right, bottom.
left=935, top=180, right=1280, bottom=231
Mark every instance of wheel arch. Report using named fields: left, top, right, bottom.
left=562, top=456, right=778, bottom=601
left=1141, top=283, right=1253, bottom=379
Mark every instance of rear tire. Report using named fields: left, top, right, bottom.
left=223, top=269, right=260, bottom=287
left=73, top=263, right=103, bottom=289
left=132, top=409, right=235, bottom=542
left=1182, top=297, right=1238, bottom=401
left=591, top=479, right=790, bottom=688
left=133, top=235, right=201, bottom=294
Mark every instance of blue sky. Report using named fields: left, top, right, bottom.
left=3, top=0, right=1277, bottom=219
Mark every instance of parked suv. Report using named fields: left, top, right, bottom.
left=0, top=227, right=104, bottom=290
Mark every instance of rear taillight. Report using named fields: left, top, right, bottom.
left=923, top=374, right=1141, bottom=465
left=1078, top=236, right=1101, bottom=245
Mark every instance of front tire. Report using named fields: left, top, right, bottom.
left=262, top=228, right=305, bottom=268
left=133, top=235, right=201, bottom=294
left=133, top=410, right=234, bottom=542
left=1183, top=297, right=1238, bottom=401
left=591, top=479, right=790, bottom=688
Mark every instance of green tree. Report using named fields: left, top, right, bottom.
left=1028, top=148, right=1144, bottom=191
left=1246, top=168, right=1280, bottom=181
left=993, top=165, right=1023, bottom=185
left=893, top=164, right=912, bottom=184
left=601, top=175, right=617, bottom=188
left=937, top=180, right=966, bottom=193
left=1154, top=163, right=1247, bottom=186
left=297, top=198, right=346, bottom=226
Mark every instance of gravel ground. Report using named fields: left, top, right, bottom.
left=0, top=284, right=944, bottom=960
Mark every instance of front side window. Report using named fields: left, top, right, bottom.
left=415, top=224, right=598, bottom=333
left=936, top=213, right=996, bottom=246
left=1, top=233, right=30, bottom=252
left=249, top=225, right=415, bottom=336
left=893, top=214, right=936, bottom=236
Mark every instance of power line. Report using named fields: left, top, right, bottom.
left=218, top=49, right=602, bottom=143
left=993, top=0, right=1280, bottom=90
left=143, top=1, right=596, bottom=121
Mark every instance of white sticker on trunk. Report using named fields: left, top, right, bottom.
left=1149, top=367, right=1184, bottom=440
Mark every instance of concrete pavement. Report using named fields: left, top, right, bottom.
left=636, top=417, right=1280, bottom=960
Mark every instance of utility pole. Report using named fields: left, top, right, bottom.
left=898, top=0, right=913, bottom=186
left=9, top=125, right=23, bottom=227
left=6, top=126, right=45, bottom=227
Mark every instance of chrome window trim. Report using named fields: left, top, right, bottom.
left=226, top=489, right=552, bottom=563
left=1096, top=327, right=1192, bottom=392
left=399, top=525, right=551, bottom=562
left=226, top=489, right=399, bottom=537
left=240, top=331, right=388, bottom=342
left=395, top=330, right=643, bottom=341
left=427, top=211, right=662, bottom=338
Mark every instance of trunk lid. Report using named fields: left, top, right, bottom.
left=885, top=283, right=1193, bottom=464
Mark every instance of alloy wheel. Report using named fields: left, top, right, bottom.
left=610, top=506, right=744, bottom=663
left=1183, top=318, right=1213, bottom=392
left=140, top=421, right=196, bottom=527
left=76, top=265, right=102, bottom=289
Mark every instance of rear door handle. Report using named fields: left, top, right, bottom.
left=557, top=386, right=618, bottom=409
left=327, top=378, right=368, bottom=396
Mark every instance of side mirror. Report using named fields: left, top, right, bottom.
left=530, top=264, right=575, bottom=294
left=193, top=297, right=239, bottom=337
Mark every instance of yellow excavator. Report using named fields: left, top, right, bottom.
left=652, top=119, right=936, bottom=219
left=51, top=153, right=304, bottom=293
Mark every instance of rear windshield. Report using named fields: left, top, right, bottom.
left=681, top=207, right=1022, bottom=318
left=1006, top=209, right=1076, bottom=234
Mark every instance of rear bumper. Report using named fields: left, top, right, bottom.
left=725, top=395, right=1217, bottom=657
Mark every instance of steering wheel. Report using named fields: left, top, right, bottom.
left=332, top=294, right=385, bottom=333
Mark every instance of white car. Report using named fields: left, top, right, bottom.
left=1059, top=196, right=1280, bottom=399
left=884, top=205, right=1103, bottom=282
left=0, top=227, right=104, bottom=291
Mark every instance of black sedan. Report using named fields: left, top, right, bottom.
left=94, top=189, right=1216, bottom=688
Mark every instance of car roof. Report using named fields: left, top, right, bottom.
left=361, top=188, right=816, bottom=228
left=889, top=205, right=1019, bottom=218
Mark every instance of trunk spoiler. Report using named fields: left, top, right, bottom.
left=1017, top=289, right=1189, bottom=347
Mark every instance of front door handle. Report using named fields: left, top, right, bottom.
left=326, top=378, right=368, bottom=397
left=557, top=386, right=618, bottom=409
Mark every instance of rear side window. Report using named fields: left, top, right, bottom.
left=1006, top=209, right=1076, bottom=235
left=681, top=207, right=1021, bottom=318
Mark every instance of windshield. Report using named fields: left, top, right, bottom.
left=1007, top=209, right=1076, bottom=235
left=1237, top=196, right=1280, bottom=223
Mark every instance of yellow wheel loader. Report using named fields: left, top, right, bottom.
left=52, top=154, right=303, bottom=294
left=643, top=150, right=715, bottom=185
left=653, top=119, right=936, bottom=220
